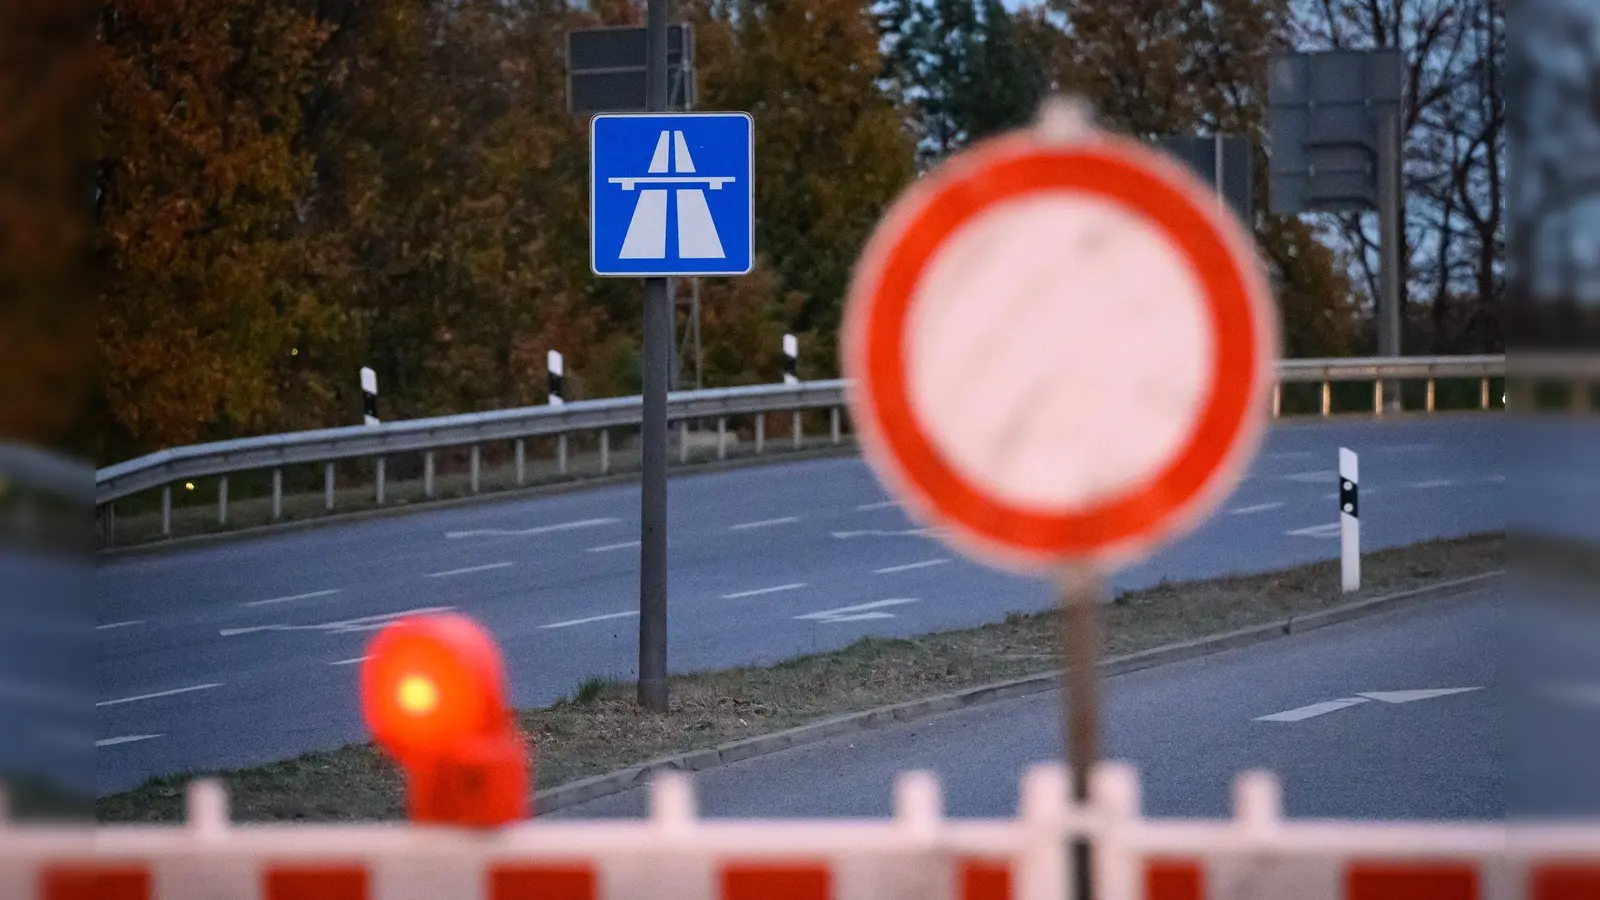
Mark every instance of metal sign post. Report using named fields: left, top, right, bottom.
left=587, top=15, right=752, bottom=716
left=637, top=0, right=672, bottom=713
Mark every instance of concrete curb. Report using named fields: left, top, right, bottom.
left=532, top=569, right=1502, bottom=814
left=97, top=443, right=861, bottom=560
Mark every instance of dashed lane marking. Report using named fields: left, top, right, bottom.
left=96, top=734, right=162, bottom=748
left=96, top=620, right=145, bottom=630
left=540, top=610, right=639, bottom=629
left=241, top=589, right=343, bottom=608
left=426, top=562, right=514, bottom=578
left=97, top=683, right=223, bottom=708
left=722, top=582, right=806, bottom=599
left=730, top=516, right=800, bottom=531
left=587, top=540, right=641, bottom=553
left=446, top=518, right=619, bottom=539
left=874, top=558, right=950, bottom=574
left=1228, top=502, right=1285, bottom=515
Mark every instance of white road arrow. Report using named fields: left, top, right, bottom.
left=795, top=598, right=919, bottom=624
left=1255, top=686, right=1482, bottom=722
left=221, top=606, right=454, bottom=637
left=1356, top=687, right=1483, bottom=704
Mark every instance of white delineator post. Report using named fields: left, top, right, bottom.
left=1340, top=447, right=1360, bottom=593
left=360, top=367, right=379, bottom=426
left=783, top=333, right=801, bottom=448
left=782, top=333, right=799, bottom=386
left=547, top=350, right=565, bottom=406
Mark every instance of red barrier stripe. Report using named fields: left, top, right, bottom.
left=958, top=859, right=1011, bottom=900
left=1531, top=863, right=1600, bottom=900
left=721, top=862, right=831, bottom=900
left=1145, top=858, right=1204, bottom=900
left=491, top=863, right=597, bottom=900
left=264, top=865, right=369, bottom=900
left=41, top=866, right=150, bottom=900
left=1347, top=862, right=1478, bottom=900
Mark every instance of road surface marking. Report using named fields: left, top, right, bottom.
left=1286, top=522, right=1341, bottom=538
left=874, top=558, right=950, bottom=574
left=1228, top=502, right=1285, bottom=515
left=540, top=610, right=639, bottom=629
left=1254, top=698, right=1369, bottom=722
left=1283, top=470, right=1336, bottom=483
left=96, top=734, right=162, bottom=748
left=730, top=516, right=800, bottom=531
left=241, top=589, right=343, bottom=608
left=96, top=620, right=144, bottom=630
left=856, top=500, right=901, bottom=511
left=1357, top=687, right=1481, bottom=703
left=220, top=606, right=454, bottom=637
left=722, top=582, right=806, bottom=599
left=446, top=518, right=618, bottom=539
left=1411, top=479, right=1456, bottom=489
left=796, top=598, right=919, bottom=623
left=831, top=528, right=940, bottom=539
left=587, top=540, right=641, bottom=553
left=426, top=562, right=514, bottom=578
left=330, top=656, right=370, bottom=666
left=97, top=683, right=223, bottom=708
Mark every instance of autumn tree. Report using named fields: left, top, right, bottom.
left=96, top=0, right=349, bottom=460
left=878, top=0, right=1045, bottom=165
left=689, top=0, right=917, bottom=376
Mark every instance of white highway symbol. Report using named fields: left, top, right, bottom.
left=614, top=130, right=731, bottom=260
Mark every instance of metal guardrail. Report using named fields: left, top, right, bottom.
left=93, top=355, right=1519, bottom=541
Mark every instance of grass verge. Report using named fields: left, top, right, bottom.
left=97, top=532, right=1503, bottom=823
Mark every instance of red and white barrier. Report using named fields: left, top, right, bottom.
left=7, top=765, right=1597, bottom=900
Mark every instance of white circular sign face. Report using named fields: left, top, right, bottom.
left=905, top=192, right=1216, bottom=512
left=843, top=125, right=1278, bottom=573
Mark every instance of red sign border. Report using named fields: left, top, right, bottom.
left=843, top=130, right=1278, bottom=572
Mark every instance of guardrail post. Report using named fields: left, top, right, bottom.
left=717, top=416, right=727, bottom=460
left=755, top=415, right=765, bottom=455
left=1574, top=383, right=1591, bottom=415
left=679, top=421, right=689, bottom=464
left=1425, top=378, right=1436, bottom=412
left=599, top=430, right=610, bottom=474
left=324, top=463, right=336, bottom=511
left=1373, top=379, right=1383, bottom=415
left=515, top=439, right=526, bottom=486
left=424, top=451, right=435, bottom=499
left=830, top=407, right=841, bottom=444
left=217, top=476, right=228, bottom=525
left=375, top=458, right=386, bottom=505
left=792, top=410, right=802, bottom=450
left=1272, top=384, right=1281, bottom=419
left=1480, top=377, right=1490, bottom=410
left=161, top=485, right=172, bottom=536
left=271, top=469, right=283, bottom=520
left=470, top=445, right=481, bottom=494
left=558, top=434, right=569, bottom=475
left=105, top=503, right=115, bottom=545
left=1321, top=381, right=1331, bottom=417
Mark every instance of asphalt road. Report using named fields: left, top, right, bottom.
left=93, top=416, right=1507, bottom=795
left=551, top=584, right=1538, bottom=822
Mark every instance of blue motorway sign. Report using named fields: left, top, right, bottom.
left=590, top=112, right=754, bottom=277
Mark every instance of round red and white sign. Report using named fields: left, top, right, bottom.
left=843, top=109, right=1278, bottom=573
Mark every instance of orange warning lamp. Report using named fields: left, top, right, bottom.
left=360, top=613, right=530, bottom=826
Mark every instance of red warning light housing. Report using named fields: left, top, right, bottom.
left=360, top=613, right=529, bottom=827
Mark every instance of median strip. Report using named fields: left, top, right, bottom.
left=96, top=532, right=1502, bottom=824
